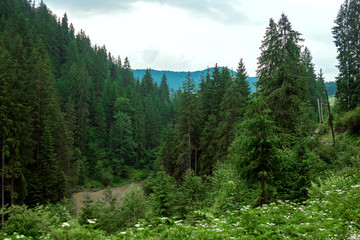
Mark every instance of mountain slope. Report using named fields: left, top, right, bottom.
left=133, top=69, right=337, bottom=96
left=132, top=68, right=258, bottom=92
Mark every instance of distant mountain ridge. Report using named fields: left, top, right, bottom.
left=132, top=68, right=258, bottom=92
left=132, top=69, right=336, bottom=96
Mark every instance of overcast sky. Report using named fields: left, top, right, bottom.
left=43, top=0, right=344, bottom=81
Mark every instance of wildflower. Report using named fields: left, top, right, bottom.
left=331, top=185, right=336, bottom=187
left=137, top=228, right=144, bottom=230
left=319, top=228, right=326, bottom=231
left=120, top=232, right=126, bottom=235
left=87, top=219, right=96, bottom=224
left=160, top=217, right=168, bottom=220
left=267, top=223, right=276, bottom=226
left=62, top=222, right=70, bottom=227
left=135, top=223, right=141, bottom=228
left=351, top=185, right=360, bottom=188
left=214, top=218, right=219, bottom=221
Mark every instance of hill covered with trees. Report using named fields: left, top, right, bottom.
left=1, top=0, right=360, bottom=238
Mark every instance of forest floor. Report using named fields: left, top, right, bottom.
left=72, top=183, right=139, bottom=212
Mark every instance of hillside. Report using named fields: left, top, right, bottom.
left=133, top=68, right=258, bottom=92
left=133, top=69, right=336, bottom=95
left=325, top=81, right=337, bottom=96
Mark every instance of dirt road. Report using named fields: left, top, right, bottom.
left=72, top=184, right=137, bottom=212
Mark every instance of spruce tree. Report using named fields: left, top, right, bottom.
left=257, top=14, right=310, bottom=136
left=215, top=59, right=250, bottom=163
left=333, top=0, right=360, bottom=111
left=175, top=73, right=201, bottom=179
left=229, top=95, right=280, bottom=204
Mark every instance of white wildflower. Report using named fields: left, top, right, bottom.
left=135, top=223, right=141, bottom=228
left=120, top=232, right=126, bottom=235
left=62, top=222, right=70, bottom=227
left=319, top=228, right=326, bottom=231
left=351, top=185, right=360, bottom=188
left=87, top=219, right=96, bottom=224
left=137, top=228, right=144, bottom=230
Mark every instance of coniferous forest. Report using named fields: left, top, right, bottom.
left=1, top=0, right=360, bottom=239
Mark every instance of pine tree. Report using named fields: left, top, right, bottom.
left=257, top=14, right=310, bottom=136
left=199, top=114, right=218, bottom=175
left=229, top=95, right=280, bottom=204
left=215, top=59, right=250, bottom=163
left=175, top=73, right=201, bottom=179
left=333, top=0, right=360, bottom=111
left=301, top=47, right=318, bottom=120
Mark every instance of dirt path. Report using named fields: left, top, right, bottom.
left=72, top=184, right=138, bottom=212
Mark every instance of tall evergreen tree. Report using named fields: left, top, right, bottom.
left=175, top=74, right=201, bottom=179
left=257, top=14, right=310, bottom=136
left=215, top=59, right=251, bottom=163
left=301, top=47, right=318, bottom=120
left=333, top=0, right=360, bottom=111
left=229, top=95, right=280, bottom=204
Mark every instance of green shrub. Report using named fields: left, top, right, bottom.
left=3, top=202, right=74, bottom=238
left=209, top=162, right=256, bottom=214
left=145, top=170, right=184, bottom=217
left=335, top=106, right=360, bottom=134
left=120, top=184, right=152, bottom=228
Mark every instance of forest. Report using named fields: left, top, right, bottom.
left=0, top=0, right=360, bottom=239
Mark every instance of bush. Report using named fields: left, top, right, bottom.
left=79, top=184, right=151, bottom=233
left=145, top=170, right=184, bottom=217
left=209, top=162, right=256, bottom=214
left=181, top=170, right=208, bottom=214
left=120, top=184, right=152, bottom=228
left=3, top=201, right=74, bottom=238
left=335, top=106, right=360, bottom=134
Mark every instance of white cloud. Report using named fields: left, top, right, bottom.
left=44, top=0, right=344, bottom=81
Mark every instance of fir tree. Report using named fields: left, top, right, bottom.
left=175, top=73, right=201, bottom=179
left=333, top=0, right=360, bottom=111
left=215, top=59, right=250, bottom=163
left=257, top=14, right=310, bottom=136
left=229, top=95, right=280, bottom=204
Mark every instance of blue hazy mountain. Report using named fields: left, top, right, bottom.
left=132, top=68, right=258, bottom=92
left=325, top=81, right=337, bottom=97
left=133, top=68, right=336, bottom=96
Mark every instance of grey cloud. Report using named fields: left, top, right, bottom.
left=44, top=0, right=248, bottom=24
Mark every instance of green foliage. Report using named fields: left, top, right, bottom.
left=181, top=170, right=208, bottom=213
left=209, top=162, right=257, bottom=214
left=3, top=200, right=75, bottom=238
left=79, top=185, right=151, bottom=234
left=145, top=170, right=183, bottom=217
left=230, top=95, right=280, bottom=204
left=335, top=106, right=360, bottom=134
left=333, top=0, right=360, bottom=111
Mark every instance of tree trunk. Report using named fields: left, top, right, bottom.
left=320, top=98, right=324, bottom=123
left=326, top=90, right=336, bottom=146
left=317, top=98, right=321, bottom=123
left=188, top=120, right=191, bottom=171
left=2, top=138, right=5, bottom=230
